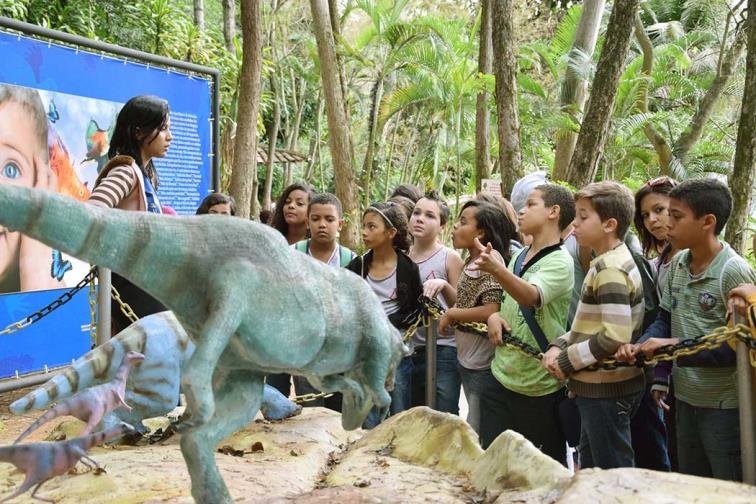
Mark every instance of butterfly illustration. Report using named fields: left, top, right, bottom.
left=47, top=99, right=59, bottom=123
left=50, top=249, right=72, bottom=281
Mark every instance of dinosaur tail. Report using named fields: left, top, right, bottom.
left=82, top=422, right=135, bottom=448
left=9, top=321, right=149, bottom=416
left=13, top=402, right=74, bottom=444
left=0, top=185, right=190, bottom=286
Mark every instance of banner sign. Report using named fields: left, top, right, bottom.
left=0, top=27, right=214, bottom=378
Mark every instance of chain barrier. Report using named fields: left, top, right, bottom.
left=110, top=284, right=139, bottom=324
left=0, top=267, right=98, bottom=336
left=419, top=296, right=756, bottom=370
left=87, top=271, right=98, bottom=347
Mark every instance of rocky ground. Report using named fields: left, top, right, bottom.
left=1, top=385, right=755, bottom=503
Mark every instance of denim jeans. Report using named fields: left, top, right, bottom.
left=389, top=355, right=414, bottom=415
left=479, top=377, right=567, bottom=463
left=630, top=383, right=671, bottom=471
left=410, top=345, right=461, bottom=415
left=576, top=391, right=643, bottom=469
left=459, top=366, right=497, bottom=435
left=676, top=399, right=741, bottom=481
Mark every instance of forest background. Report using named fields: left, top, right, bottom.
left=0, top=0, right=753, bottom=262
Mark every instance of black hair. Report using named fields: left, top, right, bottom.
left=634, top=177, right=677, bottom=255
left=419, top=189, right=451, bottom=225
left=196, top=192, right=237, bottom=216
left=272, top=182, right=315, bottom=238
left=390, top=183, right=423, bottom=203
left=364, top=201, right=411, bottom=251
left=534, top=183, right=576, bottom=231
left=108, top=95, right=169, bottom=189
left=669, top=178, right=732, bottom=236
left=308, top=192, right=343, bottom=217
left=459, top=200, right=516, bottom=264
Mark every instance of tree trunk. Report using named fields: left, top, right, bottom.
left=194, top=0, right=205, bottom=32
left=304, top=91, right=323, bottom=182
left=285, top=78, right=307, bottom=186
left=262, top=73, right=281, bottom=210
left=725, top=0, right=756, bottom=255
left=222, top=0, right=236, bottom=53
left=310, top=0, right=358, bottom=248
left=360, top=75, right=385, bottom=207
left=634, top=14, right=674, bottom=173
left=674, top=28, right=747, bottom=162
left=228, top=0, right=263, bottom=219
left=328, top=0, right=350, bottom=120
left=566, top=0, right=641, bottom=188
left=552, top=0, right=605, bottom=181
left=475, top=0, right=493, bottom=192
left=491, top=0, right=522, bottom=195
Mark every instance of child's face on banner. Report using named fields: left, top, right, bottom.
left=0, top=100, right=39, bottom=283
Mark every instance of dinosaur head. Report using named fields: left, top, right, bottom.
left=124, top=351, right=145, bottom=367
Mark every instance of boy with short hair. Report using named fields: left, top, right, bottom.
left=474, top=184, right=575, bottom=460
left=542, top=181, right=645, bottom=469
left=294, top=192, right=356, bottom=268
left=292, top=192, right=356, bottom=409
left=629, top=179, right=755, bottom=481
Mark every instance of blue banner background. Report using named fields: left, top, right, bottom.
left=0, top=30, right=213, bottom=378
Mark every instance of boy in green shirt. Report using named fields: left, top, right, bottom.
left=472, top=184, right=575, bottom=461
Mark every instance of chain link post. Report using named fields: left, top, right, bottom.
left=735, top=311, right=756, bottom=485
left=96, top=267, right=111, bottom=346
left=425, top=319, right=438, bottom=410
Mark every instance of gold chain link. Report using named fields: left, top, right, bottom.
left=88, top=272, right=98, bottom=346
left=110, top=284, right=139, bottom=323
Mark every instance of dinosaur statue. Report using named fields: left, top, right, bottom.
left=0, top=422, right=135, bottom=503
left=0, top=185, right=406, bottom=504
left=10, top=312, right=302, bottom=435
left=14, top=351, right=144, bottom=444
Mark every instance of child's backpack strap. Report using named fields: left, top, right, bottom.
left=338, top=245, right=353, bottom=267
left=294, top=239, right=309, bottom=254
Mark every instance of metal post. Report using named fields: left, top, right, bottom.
left=735, top=312, right=756, bottom=485
left=96, top=267, right=111, bottom=346
left=425, top=320, right=438, bottom=410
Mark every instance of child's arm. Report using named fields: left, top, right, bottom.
left=439, top=303, right=499, bottom=333
left=471, top=238, right=540, bottom=307
left=556, top=267, right=634, bottom=376
left=423, top=250, right=463, bottom=306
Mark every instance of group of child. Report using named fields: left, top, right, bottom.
left=198, top=174, right=754, bottom=484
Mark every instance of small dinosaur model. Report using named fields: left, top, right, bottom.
left=0, top=422, right=135, bottom=503
left=10, top=312, right=301, bottom=434
left=0, top=185, right=406, bottom=504
left=14, top=351, right=144, bottom=444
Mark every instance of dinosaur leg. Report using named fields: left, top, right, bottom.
left=315, top=375, right=371, bottom=431
left=180, top=369, right=264, bottom=504
left=0, top=475, right=37, bottom=503
left=259, top=384, right=302, bottom=421
left=177, top=268, right=246, bottom=432
left=29, top=482, right=54, bottom=503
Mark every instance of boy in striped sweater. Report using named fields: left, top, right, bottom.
left=542, top=181, right=645, bottom=469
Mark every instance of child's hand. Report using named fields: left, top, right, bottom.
left=651, top=390, right=670, bottom=411
left=423, top=279, right=447, bottom=299
left=638, top=337, right=678, bottom=359
left=614, top=343, right=639, bottom=364
left=469, top=237, right=501, bottom=275
left=486, top=312, right=511, bottom=346
left=728, top=283, right=756, bottom=318
left=541, top=347, right=565, bottom=380
left=439, top=310, right=456, bottom=333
